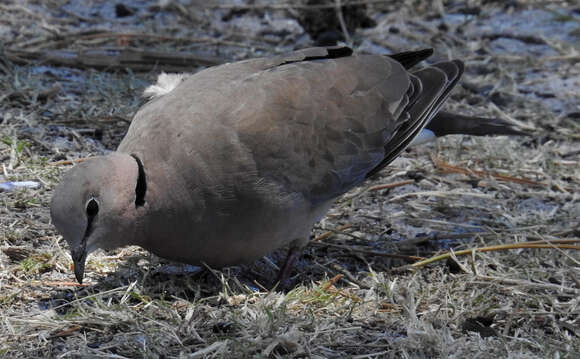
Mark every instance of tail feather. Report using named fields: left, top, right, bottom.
left=427, top=111, right=530, bottom=137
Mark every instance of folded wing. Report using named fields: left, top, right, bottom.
left=233, top=48, right=464, bottom=203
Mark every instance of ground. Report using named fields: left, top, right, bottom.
left=0, top=0, right=579, bottom=358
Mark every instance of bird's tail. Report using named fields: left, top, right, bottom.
left=426, top=111, right=530, bottom=137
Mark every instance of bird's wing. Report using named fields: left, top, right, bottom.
left=228, top=49, right=463, bottom=202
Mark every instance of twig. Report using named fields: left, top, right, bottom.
left=395, top=231, right=490, bottom=247
left=561, top=149, right=580, bottom=159
left=329, top=263, right=369, bottom=289
left=480, top=33, right=548, bottom=45
left=475, top=275, right=580, bottom=295
left=43, top=285, right=130, bottom=313
left=313, top=224, right=353, bottom=241
left=321, top=274, right=344, bottom=291
left=397, top=231, right=580, bottom=247
left=335, top=0, right=352, bottom=45
left=50, top=157, right=90, bottom=166
left=402, top=242, right=580, bottom=270
left=311, top=241, right=423, bottom=262
left=59, top=7, right=101, bottom=23
left=252, top=279, right=270, bottom=293
left=543, top=54, right=580, bottom=62
left=388, top=189, right=494, bottom=202
left=207, top=0, right=389, bottom=10
left=49, top=325, right=83, bottom=338
left=430, top=153, right=546, bottom=187
left=341, top=179, right=414, bottom=201
left=5, top=47, right=224, bottom=72
left=31, top=281, right=91, bottom=287
left=368, top=180, right=414, bottom=192
left=488, top=102, right=534, bottom=130
left=13, top=30, right=273, bottom=52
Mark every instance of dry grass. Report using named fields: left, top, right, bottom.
left=1, top=0, right=579, bottom=357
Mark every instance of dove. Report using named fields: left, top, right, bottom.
left=50, top=46, right=525, bottom=284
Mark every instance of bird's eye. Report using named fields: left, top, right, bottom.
left=86, top=198, right=99, bottom=217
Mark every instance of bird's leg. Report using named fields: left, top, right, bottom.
left=276, top=245, right=302, bottom=289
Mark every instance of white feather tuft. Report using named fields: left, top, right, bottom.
left=143, top=73, right=192, bottom=99
left=409, top=129, right=436, bottom=146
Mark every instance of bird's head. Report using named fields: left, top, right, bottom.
left=50, top=152, right=144, bottom=283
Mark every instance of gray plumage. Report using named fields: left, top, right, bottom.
left=50, top=47, right=525, bottom=284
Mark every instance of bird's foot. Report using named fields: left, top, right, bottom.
left=274, top=246, right=302, bottom=291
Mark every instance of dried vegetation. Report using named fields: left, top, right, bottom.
left=0, top=0, right=579, bottom=357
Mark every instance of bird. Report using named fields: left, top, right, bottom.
left=50, top=46, right=526, bottom=285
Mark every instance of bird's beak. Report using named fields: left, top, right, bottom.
left=71, top=242, right=87, bottom=284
